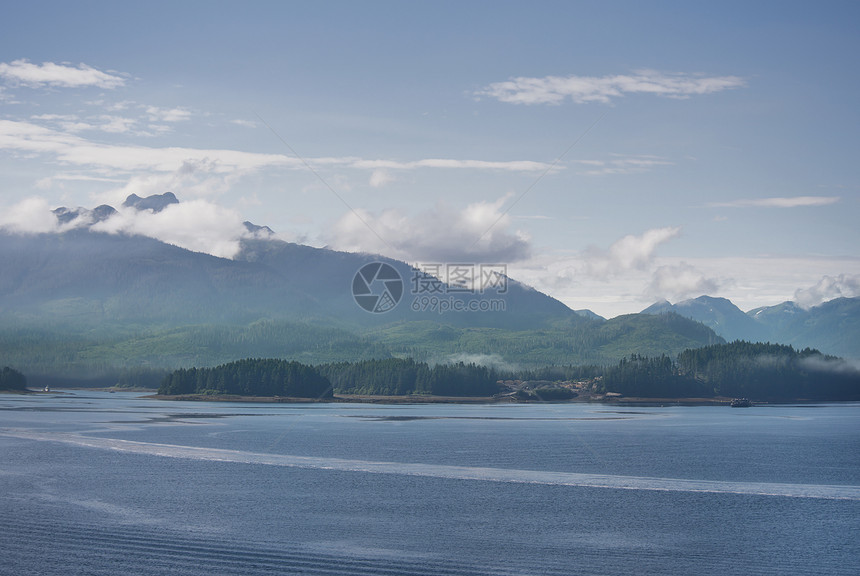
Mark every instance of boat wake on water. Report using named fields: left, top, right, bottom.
left=4, top=429, right=860, bottom=501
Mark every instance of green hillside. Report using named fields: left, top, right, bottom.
left=0, top=312, right=724, bottom=387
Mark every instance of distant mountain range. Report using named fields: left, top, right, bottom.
left=0, top=193, right=856, bottom=384
left=641, top=295, right=860, bottom=360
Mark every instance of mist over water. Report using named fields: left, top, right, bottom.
left=2, top=392, right=859, bottom=575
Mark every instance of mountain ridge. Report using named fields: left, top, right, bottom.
left=642, top=294, right=859, bottom=359
left=2, top=192, right=852, bottom=384
left=0, top=193, right=727, bottom=381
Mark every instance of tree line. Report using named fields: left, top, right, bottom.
left=601, top=341, right=860, bottom=400
left=0, top=366, right=27, bottom=391
left=18, top=339, right=860, bottom=401
left=158, top=357, right=503, bottom=397
left=318, top=358, right=501, bottom=396
left=158, top=358, right=333, bottom=398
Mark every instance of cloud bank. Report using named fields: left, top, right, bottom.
left=1, top=192, right=533, bottom=263
left=710, top=196, right=841, bottom=208
left=576, top=154, right=673, bottom=176
left=0, top=119, right=556, bottom=189
left=0, top=197, right=63, bottom=234
left=584, top=227, right=681, bottom=279
left=0, top=59, right=125, bottom=89
left=350, top=158, right=553, bottom=172
left=0, top=194, right=254, bottom=260
left=328, top=195, right=532, bottom=263
left=794, top=274, right=860, bottom=309
left=646, top=262, right=722, bottom=302
left=476, top=70, right=745, bottom=105
left=92, top=200, right=248, bottom=259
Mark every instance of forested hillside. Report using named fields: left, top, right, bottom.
left=1, top=216, right=727, bottom=384
left=601, top=342, right=860, bottom=400
left=1, top=312, right=722, bottom=387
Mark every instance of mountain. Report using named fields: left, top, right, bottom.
left=0, top=193, right=727, bottom=383
left=52, top=204, right=117, bottom=225
left=642, top=295, right=769, bottom=342
left=574, top=309, right=606, bottom=321
left=643, top=295, right=860, bottom=360
left=752, top=297, right=860, bottom=360
left=234, top=236, right=578, bottom=331
left=122, top=191, right=179, bottom=212
left=747, top=300, right=808, bottom=336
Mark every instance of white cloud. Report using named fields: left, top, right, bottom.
left=0, top=119, right=84, bottom=155
left=349, top=158, right=554, bottom=172
left=90, top=159, right=246, bottom=210
left=96, top=115, right=138, bottom=134
left=444, top=353, right=519, bottom=372
left=35, top=172, right=126, bottom=190
left=511, top=253, right=860, bottom=319
left=30, top=113, right=78, bottom=122
left=584, top=227, right=681, bottom=279
left=645, top=262, right=722, bottom=302
left=145, top=106, right=192, bottom=123
left=0, top=59, right=125, bottom=89
left=504, top=228, right=686, bottom=316
left=0, top=119, right=297, bottom=174
left=0, top=197, right=61, bottom=234
left=0, top=192, right=280, bottom=260
left=509, top=227, right=683, bottom=291
left=92, top=200, right=248, bottom=259
left=514, top=214, right=554, bottom=221
left=0, top=120, right=556, bottom=179
left=794, top=273, right=860, bottom=309
left=476, top=69, right=745, bottom=105
left=33, top=113, right=141, bottom=134
left=709, top=196, right=841, bottom=208
left=328, top=195, right=532, bottom=263
left=369, top=169, right=394, bottom=188
left=798, top=355, right=860, bottom=375
left=576, top=154, right=673, bottom=175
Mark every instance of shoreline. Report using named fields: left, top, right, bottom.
left=15, top=388, right=845, bottom=405
left=145, top=393, right=508, bottom=404
left=143, top=392, right=780, bottom=406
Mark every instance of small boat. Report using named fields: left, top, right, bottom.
left=730, top=398, right=752, bottom=407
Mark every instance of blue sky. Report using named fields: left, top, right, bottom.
left=1, top=1, right=858, bottom=317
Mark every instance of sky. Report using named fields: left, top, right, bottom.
left=0, top=0, right=858, bottom=318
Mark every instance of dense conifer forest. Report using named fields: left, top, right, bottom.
left=318, top=358, right=501, bottom=396
left=601, top=342, right=860, bottom=400
left=157, top=358, right=502, bottom=397
left=158, top=359, right=333, bottom=398
left=0, top=366, right=27, bottom=391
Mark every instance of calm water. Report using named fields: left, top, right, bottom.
left=1, top=391, right=858, bottom=575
